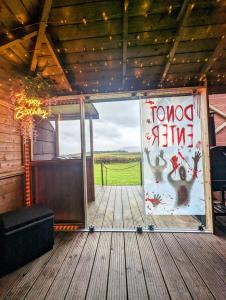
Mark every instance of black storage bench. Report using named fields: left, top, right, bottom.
left=0, top=204, right=54, bottom=277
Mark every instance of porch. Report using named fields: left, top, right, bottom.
left=0, top=186, right=226, bottom=299
left=88, top=186, right=200, bottom=230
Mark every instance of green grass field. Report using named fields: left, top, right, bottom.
left=94, top=152, right=141, bottom=185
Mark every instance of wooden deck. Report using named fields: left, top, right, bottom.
left=88, top=186, right=200, bottom=230
left=1, top=186, right=226, bottom=299
left=1, top=228, right=226, bottom=299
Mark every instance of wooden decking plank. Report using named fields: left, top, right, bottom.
left=149, top=233, right=192, bottom=299
left=127, top=186, right=144, bottom=227
left=113, top=186, right=123, bottom=228
left=94, top=185, right=101, bottom=198
left=88, top=185, right=106, bottom=225
left=65, top=232, right=101, bottom=300
left=95, top=186, right=111, bottom=228
left=161, top=233, right=214, bottom=300
left=175, top=233, right=226, bottom=299
left=92, top=186, right=111, bottom=228
left=136, top=233, right=170, bottom=299
left=161, top=215, right=199, bottom=230
left=107, top=233, right=127, bottom=300
left=186, top=233, right=226, bottom=282
left=86, top=233, right=112, bottom=300
left=132, top=185, right=144, bottom=216
left=122, top=186, right=134, bottom=228
left=102, top=186, right=116, bottom=228
left=24, top=233, right=83, bottom=300
left=44, top=233, right=88, bottom=300
left=65, top=187, right=110, bottom=299
left=124, top=233, right=149, bottom=300
left=198, top=233, right=226, bottom=259
left=0, top=233, right=63, bottom=300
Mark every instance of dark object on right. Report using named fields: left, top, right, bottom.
left=210, top=146, right=226, bottom=216
left=210, top=146, right=226, bottom=200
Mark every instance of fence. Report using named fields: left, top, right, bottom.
left=100, top=159, right=143, bottom=186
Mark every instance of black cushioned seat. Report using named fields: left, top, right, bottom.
left=0, top=204, right=54, bottom=277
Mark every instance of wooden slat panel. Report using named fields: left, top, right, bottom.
left=124, top=232, right=148, bottom=299
left=86, top=233, right=112, bottom=300
left=31, top=159, right=92, bottom=224
left=137, top=233, right=170, bottom=299
left=49, top=19, right=122, bottom=41
left=0, top=85, right=23, bottom=211
left=186, top=233, right=226, bottom=282
left=175, top=233, right=226, bottom=299
left=45, top=233, right=88, bottom=300
left=25, top=233, right=81, bottom=300
left=0, top=175, right=24, bottom=212
left=65, top=232, right=100, bottom=300
left=33, top=118, right=56, bottom=161
left=122, top=186, right=133, bottom=228
left=113, top=186, right=123, bottom=228
left=50, top=1, right=122, bottom=24
left=149, top=233, right=192, bottom=299
left=107, top=233, right=127, bottom=300
left=162, top=233, right=214, bottom=299
left=87, top=186, right=105, bottom=224
left=102, top=185, right=116, bottom=228
left=198, top=232, right=226, bottom=259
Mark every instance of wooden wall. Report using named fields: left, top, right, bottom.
left=33, top=118, right=56, bottom=161
left=0, top=60, right=24, bottom=213
left=209, top=94, right=226, bottom=146
left=31, top=159, right=86, bottom=226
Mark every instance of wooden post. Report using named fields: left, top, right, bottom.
left=55, top=114, right=60, bottom=157
left=199, top=87, right=214, bottom=233
left=80, top=97, right=88, bottom=228
left=89, top=118, right=94, bottom=157
left=89, top=118, right=95, bottom=200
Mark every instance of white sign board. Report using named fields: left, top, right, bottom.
left=141, top=95, right=205, bottom=215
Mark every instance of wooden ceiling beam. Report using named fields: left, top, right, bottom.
left=0, top=31, right=37, bottom=54
left=199, top=35, right=226, bottom=80
left=122, top=0, right=129, bottom=86
left=177, top=0, right=190, bottom=22
left=30, top=0, right=52, bottom=72
left=160, top=0, right=194, bottom=84
left=44, top=33, right=72, bottom=92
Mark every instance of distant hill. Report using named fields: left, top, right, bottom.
left=119, top=146, right=141, bottom=153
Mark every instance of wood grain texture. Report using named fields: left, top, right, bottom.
left=88, top=186, right=200, bottom=229
left=33, top=118, right=56, bottom=161
left=0, top=90, right=24, bottom=213
left=175, top=232, right=226, bottom=299
left=1, top=1, right=226, bottom=92
left=0, top=213, right=225, bottom=300
left=107, top=233, right=127, bottom=300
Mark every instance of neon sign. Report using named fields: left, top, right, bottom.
left=15, top=94, right=49, bottom=120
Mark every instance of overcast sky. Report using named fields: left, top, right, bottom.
left=59, top=100, right=141, bottom=155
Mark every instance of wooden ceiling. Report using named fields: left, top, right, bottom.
left=0, top=0, right=226, bottom=96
